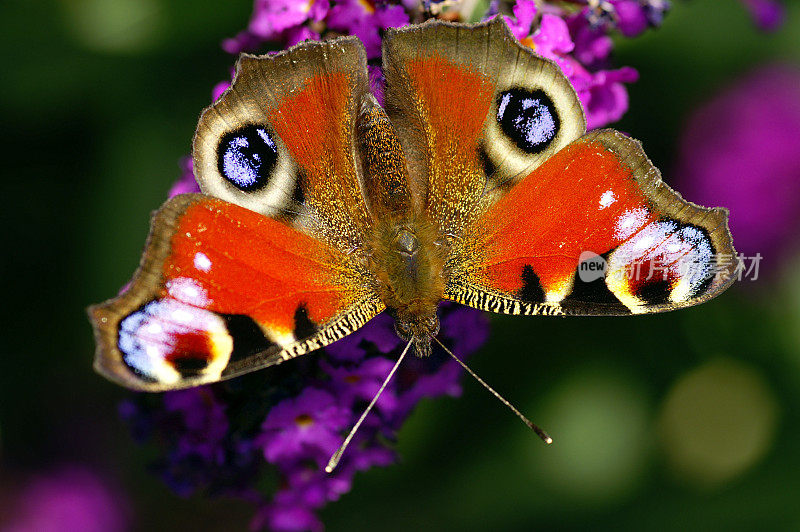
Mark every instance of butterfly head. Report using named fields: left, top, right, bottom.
left=393, top=310, right=439, bottom=358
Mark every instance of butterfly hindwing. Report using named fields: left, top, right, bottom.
left=446, top=129, right=736, bottom=315
left=90, top=195, right=383, bottom=391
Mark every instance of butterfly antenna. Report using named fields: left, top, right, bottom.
left=325, top=338, right=414, bottom=474
left=433, top=337, right=553, bottom=445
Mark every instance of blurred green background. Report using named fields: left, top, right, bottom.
left=1, top=0, right=799, bottom=529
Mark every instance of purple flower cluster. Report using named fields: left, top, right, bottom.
left=132, top=165, right=491, bottom=527
left=505, top=0, right=648, bottom=129
left=214, top=0, right=678, bottom=131
left=124, top=304, right=489, bottom=531
left=224, top=0, right=409, bottom=59
left=120, top=387, right=262, bottom=500
left=168, top=156, right=199, bottom=197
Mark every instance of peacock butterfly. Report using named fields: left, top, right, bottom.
left=89, top=17, right=735, bottom=467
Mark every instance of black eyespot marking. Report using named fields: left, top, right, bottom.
left=479, top=145, right=496, bottom=180
left=293, top=304, right=319, bottom=340
left=518, top=265, right=546, bottom=303
left=169, top=356, right=211, bottom=376
left=496, top=88, right=560, bottom=154
left=635, top=279, right=672, bottom=305
left=217, top=125, right=278, bottom=191
left=562, top=254, right=630, bottom=312
left=291, top=170, right=306, bottom=206
left=222, top=314, right=278, bottom=364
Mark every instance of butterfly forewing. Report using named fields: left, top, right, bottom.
left=193, top=37, right=374, bottom=255
left=382, top=17, right=586, bottom=237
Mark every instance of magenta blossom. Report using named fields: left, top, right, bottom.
left=325, top=311, right=401, bottom=362
left=579, top=65, right=640, bottom=130
left=504, top=0, right=538, bottom=39
left=569, top=16, right=613, bottom=67
left=321, top=356, right=402, bottom=415
left=163, top=388, right=229, bottom=463
left=285, top=25, right=322, bottom=47
left=168, top=157, right=200, bottom=197
left=249, top=0, right=330, bottom=41
left=253, top=503, right=323, bottom=532
left=1, top=467, right=128, bottom=532
left=532, top=13, right=575, bottom=56
left=508, top=0, right=640, bottom=130
left=368, top=65, right=386, bottom=106
left=259, top=387, right=351, bottom=466
left=253, top=440, right=392, bottom=532
left=609, top=0, right=670, bottom=37
left=578, top=0, right=670, bottom=37
left=675, top=64, right=800, bottom=273
left=222, top=30, right=264, bottom=54
left=327, top=0, right=409, bottom=58
left=740, top=0, right=785, bottom=31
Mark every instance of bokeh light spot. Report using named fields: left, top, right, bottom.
left=528, top=366, right=651, bottom=504
left=658, top=358, right=779, bottom=487
left=61, top=0, right=165, bottom=54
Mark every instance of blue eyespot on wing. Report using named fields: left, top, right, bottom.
left=496, top=88, right=560, bottom=154
left=217, top=125, right=279, bottom=191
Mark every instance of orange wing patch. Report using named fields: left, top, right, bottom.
left=472, top=139, right=657, bottom=300
left=404, top=56, right=495, bottom=233
left=267, top=72, right=372, bottom=250
left=165, top=198, right=358, bottom=335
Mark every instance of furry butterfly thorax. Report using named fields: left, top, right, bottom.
left=89, top=17, right=735, bottom=392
